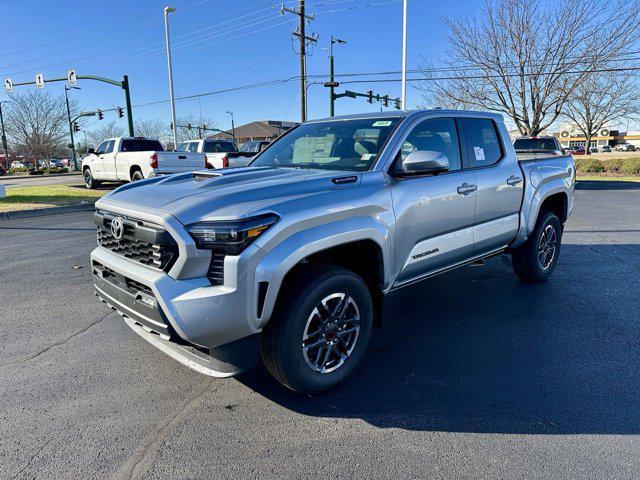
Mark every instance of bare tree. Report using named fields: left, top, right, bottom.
left=4, top=90, right=75, bottom=162
left=175, top=114, right=219, bottom=143
left=420, top=0, right=640, bottom=136
left=563, top=73, right=640, bottom=154
left=85, top=121, right=125, bottom=146
left=134, top=118, right=169, bottom=140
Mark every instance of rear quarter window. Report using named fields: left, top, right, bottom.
left=462, top=118, right=503, bottom=168
left=120, top=139, right=164, bottom=152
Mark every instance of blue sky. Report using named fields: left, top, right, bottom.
left=0, top=0, right=478, bottom=133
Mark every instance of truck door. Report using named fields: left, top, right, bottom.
left=389, top=116, right=478, bottom=286
left=459, top=117, right=524, bottom=255
left=92, top=140, right=110, bottom=176
left=101, top=139, right=118, bottom=180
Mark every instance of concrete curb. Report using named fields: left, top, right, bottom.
left=0, top=172, right=81, bottom=181
left=0, top=202, right=95, bottom=220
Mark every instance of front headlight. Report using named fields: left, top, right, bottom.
left=187, top=214, right=279, bottom=256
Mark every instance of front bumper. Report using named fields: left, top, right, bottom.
left=91, top=245, right=262, bottom=377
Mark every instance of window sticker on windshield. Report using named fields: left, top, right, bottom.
left=361, top=153, right=376, bottom=161
left=372, top=120, right=392, bottom=127
left=474, top=146, right=485, bottom=161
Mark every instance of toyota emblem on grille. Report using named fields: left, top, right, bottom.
left=110, top=217, right=125, bottom=241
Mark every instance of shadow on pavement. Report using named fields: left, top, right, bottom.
left=238, top=243, right=640, bottom=434
left=576, top=180, right=640, bottom=190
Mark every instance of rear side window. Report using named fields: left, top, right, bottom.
left=462, top=118, right=502, bottom=168
left=187, top=142, right=199, bottom=153
left=120, top=139, right=164, bottom=152
left=176, top=142, right=189, bottom=152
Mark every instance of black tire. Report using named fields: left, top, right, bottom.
left=261, top=265, right=374, bottom=395
left=131, top=169, right=144, bottom=182
left=511, top=211, right=562, bottom=283
left=83, top=168, right=100, bottom=189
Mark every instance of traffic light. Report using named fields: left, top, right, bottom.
left=394, top=98, right=401, bottom=110
left=117, top=106, right=124, bottom=118
left=72, top=121, right=79, bottom=132
left=97, top=109, right=104, bottom=120
left=169, top=121, right=173, bottom=130
left=383, top=95, right=389, bottom=107
left=367, top=90, right=373, bottom=103
left=187, top=123, right=192, bottom=130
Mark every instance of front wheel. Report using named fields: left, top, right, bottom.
left=261, top=266, right=374, bottom=395
left=511, top=211, right=562, bottom=282
left=83, top=168, right=100, bottom=189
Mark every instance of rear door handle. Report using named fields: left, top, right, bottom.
left=457, top=183, right=477, bottom=195
left=507, top=175, right=523, bottom=186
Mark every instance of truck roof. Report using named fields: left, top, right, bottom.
left=307, top=109, right=504, bottom=124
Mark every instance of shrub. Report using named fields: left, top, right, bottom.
left=605, top=158, right=624, bottom=172
left=29, top=169, right=45, bottom=175
left=620, top=158, right=640, bottom=175
left=575, top=158, right=605, bottom=173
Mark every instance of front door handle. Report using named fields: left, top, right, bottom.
left=457, top=183, right=477, bottom=195
left=507, top=175, right=523, bottom=186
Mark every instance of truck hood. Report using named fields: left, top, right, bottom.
left=97, top=167, right=362, bottom=225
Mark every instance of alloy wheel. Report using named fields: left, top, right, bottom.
left=302, top=292, right=361, bottom=374
left=538, top=224, right=557, bottom=270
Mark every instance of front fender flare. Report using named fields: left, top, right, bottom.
left=252, top=216, right=391, bottom=328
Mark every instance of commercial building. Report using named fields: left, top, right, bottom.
left=552, top=128, right=640, bottom=149
left=207, top=120, right=298, bottom=144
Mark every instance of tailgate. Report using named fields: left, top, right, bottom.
left=158, top=152, right=204, bottom=173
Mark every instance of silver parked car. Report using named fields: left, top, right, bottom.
left=91, top=110, right=575, bottom=394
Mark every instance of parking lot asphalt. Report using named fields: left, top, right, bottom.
left=1, top=180, right=639, bottom=479
left=0, top=173, right=84, bottom=189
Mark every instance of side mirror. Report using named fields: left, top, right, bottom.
left=87, top=148, right=95, bottom=154
left=401, top=150, right=449, bottom=175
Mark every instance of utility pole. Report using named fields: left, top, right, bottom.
left=0, top=102, right=8, bottom=170
left=281, top=0, right=317, bottom=122
left=164, top=6, right=178, bottom=149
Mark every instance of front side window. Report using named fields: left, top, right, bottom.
left=104, top=140, right=115, bottom=154
left=252, top=117, right=402, bottom=171
left=95, top=140, right=109, bottom=155
left=462, top=118, right=502, bottom=168
left=399, top=117, right=462, bottom=171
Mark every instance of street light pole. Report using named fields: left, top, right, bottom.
left=401, top=0, right=408, bottom=110
left=328, top=36, right=347, bottom=117
left=164, top=6, right=178, bottom=149
left=65, top=85, right=80, bottom=171
left=226, top=111, right=237, bottom=144
left=0, top=102, right=9, bottom=170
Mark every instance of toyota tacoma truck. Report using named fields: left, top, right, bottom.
left=82, top=137, right=204, bottom=189
left=90, top=110, right=575, bottom=394
left=176, top=138, right=254, bottom=169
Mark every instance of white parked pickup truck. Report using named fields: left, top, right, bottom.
left=82, top=137, right=204, bottom=189
left=177, top=138, right=254, bottom=169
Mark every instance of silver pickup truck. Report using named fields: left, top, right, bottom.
left=91, top=110, right=575, bottom=394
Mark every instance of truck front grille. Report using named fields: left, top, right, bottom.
left=95, top=211, right=179, bottom=272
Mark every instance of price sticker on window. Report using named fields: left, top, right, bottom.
left=473, top=146, right=485, bottom=161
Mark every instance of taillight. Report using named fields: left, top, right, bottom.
left=150, top=153, right=158, bottom=169
left=222, top=155, right=229, bottom=168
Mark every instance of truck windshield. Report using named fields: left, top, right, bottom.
left=514, top=138, right=558, bottom=150
left=252, top=117, right=402, bottom=171
left=121, top=139, right=164, bottom=152
left=204, top=141, right=237, bottom=153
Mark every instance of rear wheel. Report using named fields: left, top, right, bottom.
left=131, top=169, right=144, bottom=182
left=261, top=266, right=374, bottom=395
left=512, top=211, right=562, bottom=282
left=83, top=168, right=99, bottom=189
